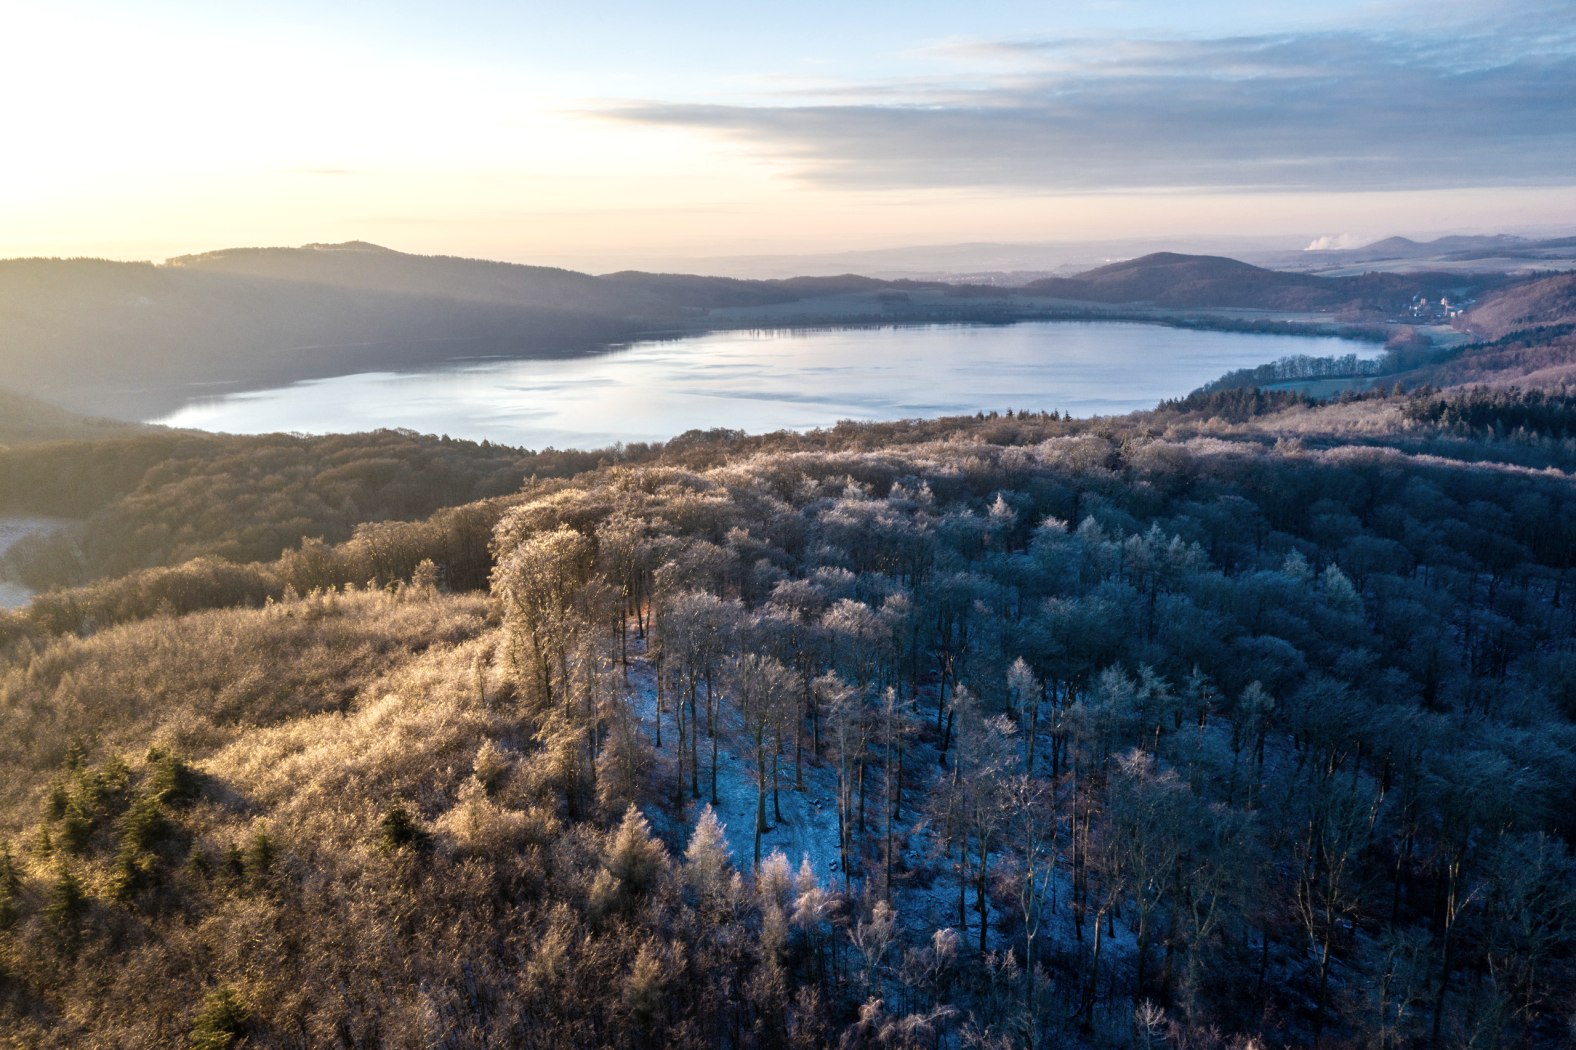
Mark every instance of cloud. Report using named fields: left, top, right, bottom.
left=598, top=16, right=1576, bottom=195
left=1304, top=234, right=1369, bottom=251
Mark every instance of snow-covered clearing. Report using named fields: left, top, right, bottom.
left=610, top=629, right=1144, bottom=980
left=0, top=515, right=73, bottom=609
left=619, top=634, right=844, bottom=884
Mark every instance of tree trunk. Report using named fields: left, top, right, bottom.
left=856, top=757, right=867, bottom=834
left=689, top=685, right=701, bottom=800
left=1085, top=910, right=1104, bottom=1024
left=754, top=733, right=767, bottom=871
left=654, top=660, right=664, bottom=749
left=1027, top=698, right=1040, bottom=775
left=976, top=836, right=990, bottom=957
left=957, top=834, right=970, bottom=937
left=710, top=721, right=720, bottom=808
left=1431, top=892, right=1459, bottom=1046
left=794, top=712, right=804, bottom=791
left=772, top=737, right=784, bottom=823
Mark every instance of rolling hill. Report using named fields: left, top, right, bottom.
left=1403, top=273, right=1576, bottom=391
left=1459, top=272, right=1576, bottom=339
left=0, top=248, right=682, bottom=419
left=0, top=388, right=145, bottom=445
left=0, top=245, right=945, bottom=420
left=1018, top=252, right=1505, bottom=313
left=169, top=242, right=666, bottom=315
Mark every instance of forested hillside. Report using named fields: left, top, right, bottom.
left=0, top=254, right=657, bottom=418
left=1, top=388, right=1573, bottom=1048
left=1403, top=277, right=1576, bottom=392
left=0, top=428, right=618, bottom=591
left=1018, top=254, right=1507, bottom=316
left=1459, top=274, right=1576, bottom=340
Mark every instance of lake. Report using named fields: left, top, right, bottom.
left=154, top=321, right=1372, bottom=450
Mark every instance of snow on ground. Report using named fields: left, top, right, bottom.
left=612, top=628, right=1143, bottom=973
left=0, top=581, right=29, bottom=610
left=0, top=516, right=72, bottom=610
left=708, top=729, right=845, bottom=885
left=617, top=634, right=844, bottom=884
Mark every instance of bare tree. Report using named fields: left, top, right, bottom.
left=728, top=650, right=794, bottom=870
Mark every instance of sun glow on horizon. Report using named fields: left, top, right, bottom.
left=4, top=1, right=1573, bottom=269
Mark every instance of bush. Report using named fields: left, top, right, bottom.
left=188, top=986, right=249, bottom=1050
left=45, top=863, right=87, bottom=935
left=242, top=829, right=276, bottom=886
left=378, top=801, right=427, bottom=853
left=146, top=749, right=202, bottom=807
left=0, top=843, right=21, bottom=928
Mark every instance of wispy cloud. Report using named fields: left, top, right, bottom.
left=598, top=13, right=1576, bottom=194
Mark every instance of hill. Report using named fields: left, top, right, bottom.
left=0, top=247, right=951, bottom=420
left=0, top=388, right=145, bottom=445
left=1019, top=251, right=1503, bottom=314
left=1391, top=274, right=1576, bottom=392
left=0, top=394, right=1573, bottom=1048
left=169, top=242, right=666, bottom=315
left=1338, top=234, right=1532, bottom=262
left=1271, top=233, right=1576, bottom=276
left=0, top=248, right=701, bottom=419
left=7, top=234, right=1576, bottom=1047
left=1022, top=252, right=1327, bottom=307
left=1459, top=272, right=1576, bottom=339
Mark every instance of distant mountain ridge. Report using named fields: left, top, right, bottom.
left=598, top=270, right=898, bottom=309
left=1023, top=253, right=1313, bottom=305
left=1339, top=234, right=1531, bottom=260
left=168, top=241, right=665, bottom=315
left=0, top=246, right=684, bottom=418
left=1279, top=233, right=1576, bottom=275
left=1019, top=251, right=1503, bottom=312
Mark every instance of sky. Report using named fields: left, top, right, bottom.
left=3, top=0, right=1575, bottom=270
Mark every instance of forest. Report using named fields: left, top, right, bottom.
left=0, top=358, right=1574, bottom=1049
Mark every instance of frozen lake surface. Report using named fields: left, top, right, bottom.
left=154, top=321, right=1370, bottom=450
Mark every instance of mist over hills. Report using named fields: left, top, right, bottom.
left=0, top=389, right=144, bottom=445
left=1338, top=235, right=1530, bottom=261
left=604, top=271, right=905, bottom=305
left=1288, top=232, right=1576, bottom=271
left=616, top=231, right=1576, bottom=282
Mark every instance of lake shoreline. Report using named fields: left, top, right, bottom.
left=16, top=304, right=1405, bottom=426
left=673, top=300, right=1395, bottom=344
left=150, top=320, right=1382, bottom=452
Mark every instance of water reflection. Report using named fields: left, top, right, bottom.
left=156, top=322, right=1370, bottom=450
